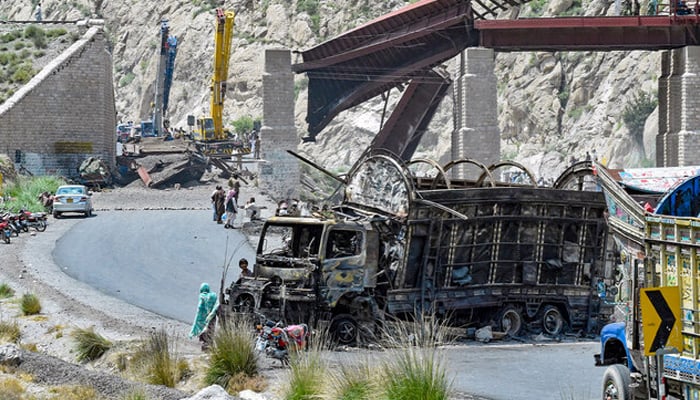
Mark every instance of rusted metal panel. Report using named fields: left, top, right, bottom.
left=137, top=166, right=152, bottom=187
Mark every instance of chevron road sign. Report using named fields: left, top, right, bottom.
left=640, top=286, right=682, bottom=356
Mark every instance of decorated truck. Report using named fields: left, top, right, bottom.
left=594, top=162, right=700, bottom=399
left=225, top=151, right=615, bottom=344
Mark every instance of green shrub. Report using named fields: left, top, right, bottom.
left=0, top=283, right=15, bottom=298
left=13, top=41, right=24, bottom=50
left=19, top=49, right=30, bottom=59
left=284, top=352, right=325, bottom=400
left=20, top=293, right=41, bottom=315
left=2, top=175, right=65, bottom=212
left=328, top=363, right=376, bottom=400
left=0, top=320, right=21, bottom=343
left=119, top=72, right=135, bottom=87
left=34, top=50, right=45, bottom=58
left=46, top=28, right=68, bottom=38
left=204, top=316, right=259, bottom=390
left=0, top=52, right=16, bottom=65
left=623, top=91, right=657, bottom=142
left=23, top=25, right=43, bottom=39
left=71, top=326, right=112, bottom=362
left=231, top=115, right=254, bottom=136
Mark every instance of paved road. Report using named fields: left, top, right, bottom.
left=52, top=210, right=605, bottom=399
left=53, top=210, right=255, bottom=323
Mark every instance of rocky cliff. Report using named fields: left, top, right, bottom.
left=1, top=0, right=658, bottom=181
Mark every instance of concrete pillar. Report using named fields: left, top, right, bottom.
left=451, top=47, right=499, bottom=180
left=656, top=51, right=670, bottom=167
left=665, top=48, right=684, bottom=166
left=677, top=46, right=700, bottom=166
left=258, top=49, right=299, bottom=200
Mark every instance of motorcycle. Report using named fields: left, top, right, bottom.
left=18, top=209, right=47, bottom=232
left=0, top=217, right=11, bottom=244
left=2, top=213, right=22, bottom=237
left=254, top=313, right=309, bottom=365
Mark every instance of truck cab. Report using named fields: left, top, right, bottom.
left=226, top=216, right=379, bottom=344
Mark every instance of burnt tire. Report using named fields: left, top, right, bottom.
left=601, top=364, right=631, bottom=400
left=540, top=305, right=565, bottom=336
left=234, top=295, right=255, bottom=313
left=331, top=314, right=358, bottom=345
left=498, top=306, right=523, bottom=336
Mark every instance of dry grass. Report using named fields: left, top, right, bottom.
left=48, top=384, right=102, bottom=399
left=128, top=329, right=186, bottom=388
left=204, top=314, right=259, bottom=392
left=0, top=376, right=25, bottom=400
left=70, top=326, right=112, bottom=362
left=0, top=319, right=21, bottom=343
left=19, top=293, right=41, bottom=316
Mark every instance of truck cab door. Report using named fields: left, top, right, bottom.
left=320, top=228, right=373, bottom=307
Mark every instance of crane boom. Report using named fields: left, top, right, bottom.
left=211, top=8, right=234, bottom=140
left=193, top=9, right=250, bottom=157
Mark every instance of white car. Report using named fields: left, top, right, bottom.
left=52, top=185, right=93, bottom=218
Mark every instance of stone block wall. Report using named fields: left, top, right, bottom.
left=452, top=47, right=499, bottom=179
left=659, top=46, right=700, bottom=167
left=0, top=24, right=116, bottom=178
left=259, top=49, right=299, bottom=201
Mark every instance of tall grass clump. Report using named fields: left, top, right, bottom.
left=132, top=329, right=182, bottom=388
left=122, top=389, right=148, bottom=400
left=0, top=320, right=21, bottom=343
left=284, top=352, right=325, bottom=400
left=281, top=324, right=330, bottom=400
left=204, top=314, right=259, bottom=391
left=20, top=293, right=41, bottom=315
left=379, top=313, right=454, bottom=400
left=327, top=362, right=376, bottom=400
left=71, top=326, right=112, bottom=362
left=0, top=283, right=15, bottom=298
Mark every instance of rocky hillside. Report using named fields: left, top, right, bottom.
left=1, top=0, right=659, bottom=181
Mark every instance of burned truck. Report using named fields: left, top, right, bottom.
left=225, top=151, right=614, bottom=343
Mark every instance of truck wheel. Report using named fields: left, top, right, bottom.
left=234, top=295, right=255, bottom=313
left=541, top=305, right=565, bottom=336
left=601, top=364, right=631, bottom=400
left=498, top=306, right=523, bottom=336
left=331, top=314, right=358, bottom=345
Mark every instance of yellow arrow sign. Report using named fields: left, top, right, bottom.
left=640, top=286, right=682, bottom=356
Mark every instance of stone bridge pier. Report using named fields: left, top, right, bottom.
left=658, top=46, right=700, bottom=167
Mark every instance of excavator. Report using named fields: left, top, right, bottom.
left=192, top=8, right=250, bottom=157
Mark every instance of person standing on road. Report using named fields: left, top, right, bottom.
left=34, top=2, right=42, bottom=21
left=189, top=282, right=218, bottom=351
left=224, top=187, right=238, bottom=229
left=212, top=185, right=226, bottom=224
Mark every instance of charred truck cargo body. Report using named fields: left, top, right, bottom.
left=226, top=151, right=614, bottom=343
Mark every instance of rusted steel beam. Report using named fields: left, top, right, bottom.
left=478, top=24, right=696, bottom=51
left=372, top=70, right=451, bottom=161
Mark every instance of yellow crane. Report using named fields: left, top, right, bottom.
left=193, top=8, right=249, bottom=157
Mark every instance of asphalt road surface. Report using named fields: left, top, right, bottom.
left=53, top=210, right=255, bottom=323
left=53, top=210, right=606, bottom=399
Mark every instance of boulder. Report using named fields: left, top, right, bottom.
left=0, top=344, right=22, bottom=366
